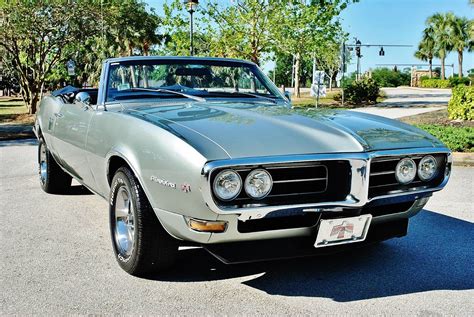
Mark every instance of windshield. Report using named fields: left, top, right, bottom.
left=106, top=59, right=284, bottom=102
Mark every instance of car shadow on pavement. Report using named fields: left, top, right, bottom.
left=66, top=185, right=94, bottom=195
left=150, top=210, right=474, bottom=302
left=0, top=138, right=37, bottom=147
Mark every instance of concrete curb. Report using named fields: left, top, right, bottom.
left=452, top=152, right=474, bottom=166
left=392, top=86, right=452, bottom=92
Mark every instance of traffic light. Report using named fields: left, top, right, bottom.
left=379, top=47, right=385, bottom=56
left=355, top=40, right=361, bottom=58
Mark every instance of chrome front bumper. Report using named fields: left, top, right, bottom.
left=200, top=148, right=451, bottom=220
left=155, top=196, right=430, bottom=245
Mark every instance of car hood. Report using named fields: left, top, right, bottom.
left=123, top=102, right=445, bottom=160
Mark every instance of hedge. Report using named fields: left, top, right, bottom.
left=420, top=77, right=472, bottom=88
left=448, top=85, right=474, bottom=120
left=341, top=77, right=379, bottom=104
left=420, top=78, right=450, bottom=88
left=415, top=124, right=474, bottom=152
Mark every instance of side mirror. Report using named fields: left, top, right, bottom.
left=284, top=91, right=291, bottom=102
left=75, top=92, right=91, bottom=107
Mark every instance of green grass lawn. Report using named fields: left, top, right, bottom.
left=291, top=90, right=344, bottom=108
left=415, top=124, right=474, bottom=152
left=0, top=98, right=34, bottom=124
left=399, top=109, right=473, bottom=152
left=291, top=89, right=386, bottom=109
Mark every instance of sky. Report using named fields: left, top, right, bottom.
left=146, top=0, right=474, bottom=76
left=339, top=0, right=474, bottom=75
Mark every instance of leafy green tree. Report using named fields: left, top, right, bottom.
left=448, top=14, right=473, bottom=78
left=426, top=13, right=453, bottom=80
left=270, top=0, right=352, bottom=97
left=272, top=53, right=313, bottom=87
left=0, top=50, right=20, bottom=96
left=161, top=0, right=211, bottom=56
left=314, top=32, right=346, bottom=90
left=0, top=1, right=100, bottom=113
left=1, top=0, right=163, bottom=110
left=371, top=68, right=410, bottom=87
left=414, top=27, right=436, bottom=78
left=204, top=0, right=276, bottom=65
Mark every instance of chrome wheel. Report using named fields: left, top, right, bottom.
left=114, top=186, right=135, bottom=259
left=39, top=142, right=47, bottom=185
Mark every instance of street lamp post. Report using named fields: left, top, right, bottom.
left=184, top=0, right=199, bottom=56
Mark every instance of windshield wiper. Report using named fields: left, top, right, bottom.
left=230, top=91, right=277, bottom=104
left=128, top=87, right=206, bottom=102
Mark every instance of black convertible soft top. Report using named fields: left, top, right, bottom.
left=52, top=86, right=98, bottom=104
left=51, top=85, right=79, bottom=97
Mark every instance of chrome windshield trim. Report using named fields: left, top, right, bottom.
left=201, top=148, right=451, bottom=218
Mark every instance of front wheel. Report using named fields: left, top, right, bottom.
left=38, top=139, right=72, bottom=194
left=109, top=167, right=178, bottom=276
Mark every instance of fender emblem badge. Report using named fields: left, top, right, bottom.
left=150, top=176, right=176, bottom=189
left=181, top=184, right=191, bottom=193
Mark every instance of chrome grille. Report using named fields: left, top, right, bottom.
left=369, top=154, right=447, bottom=198
left=211, top=160, right=351, bottom=208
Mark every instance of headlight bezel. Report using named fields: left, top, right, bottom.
left=212, top=169, right=242, bottom=201
left=418, top=155, right=438, bottom=181
left=395, top=158, right=417, bottom=185
left=244, top=168, right=273, bottom=200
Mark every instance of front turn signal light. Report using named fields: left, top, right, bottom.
left=186, top=218, right=228, bottom=233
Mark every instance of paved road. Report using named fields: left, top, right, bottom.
left=1, top=139, right=473, bottom=315
left=353, top=87, right=451, bottom=119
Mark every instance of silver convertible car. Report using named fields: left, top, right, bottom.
left=35, top=56, right=451, bottom=276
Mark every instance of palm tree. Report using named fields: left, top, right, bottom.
left=414, top=27, right=436, bottom=78
left=448, top=14, right=473, bottom=78
left=427, top=13, right=452, bottom=80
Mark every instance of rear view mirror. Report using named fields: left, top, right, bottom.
left=75, top=92, right=91, bottom=106
left=284, top=91, right=291, bottom=102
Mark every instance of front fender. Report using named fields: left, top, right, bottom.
left=86, top=110, right=219, bottom=224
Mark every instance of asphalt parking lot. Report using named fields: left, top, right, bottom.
left=1, top=139, right=473, bottom=315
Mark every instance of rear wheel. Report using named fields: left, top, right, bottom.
left=38, top=139, right=72, bottom=194
left=109, top=166, right=178, bottom=276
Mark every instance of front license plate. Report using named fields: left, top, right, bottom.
left=314, top=214, right=372, bottom=248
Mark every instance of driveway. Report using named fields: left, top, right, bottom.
left=1, top=139, right=473, bottom=315
left=352, top=87, right=452, bottom=119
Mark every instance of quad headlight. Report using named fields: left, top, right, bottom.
left=395, top=158, right=417, bottom=184
left=244, top=169, right=273, bottom=199
left=418, top=155, right=438, bottom=181
left=213, top=169, right=242, bottom=201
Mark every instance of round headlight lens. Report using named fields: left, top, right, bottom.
left=395, top=158, right=416, bottom=184
left=213, top=169, right=242, bottom=201
left=418, top=155, right=438, bottom=181
left=244, top=169, right=273, bottom=199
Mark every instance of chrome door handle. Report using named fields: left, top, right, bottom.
left=54, top=113, right=64, bottom=118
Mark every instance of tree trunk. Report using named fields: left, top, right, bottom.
left=458, top=49, right=463, bottom=78
left=251, top=50, right=259, bottom=66
left=294, top=53, right=301, bottom=98
left=29, top=92, right=40, bottom=115
left=441, top=57, right=445, bottom=80
left=429, top=58, right=433, bottom=78
left=129, top=66, right=137, bottom=88
left=142, top=66, right=149, bottom=88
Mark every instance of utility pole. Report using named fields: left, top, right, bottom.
left=341, top=42, right=346, bottom=107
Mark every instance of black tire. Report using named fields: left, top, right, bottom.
left=109, top=166, right=178, bottom=276
left=38, top=138, right=72, bottom=194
